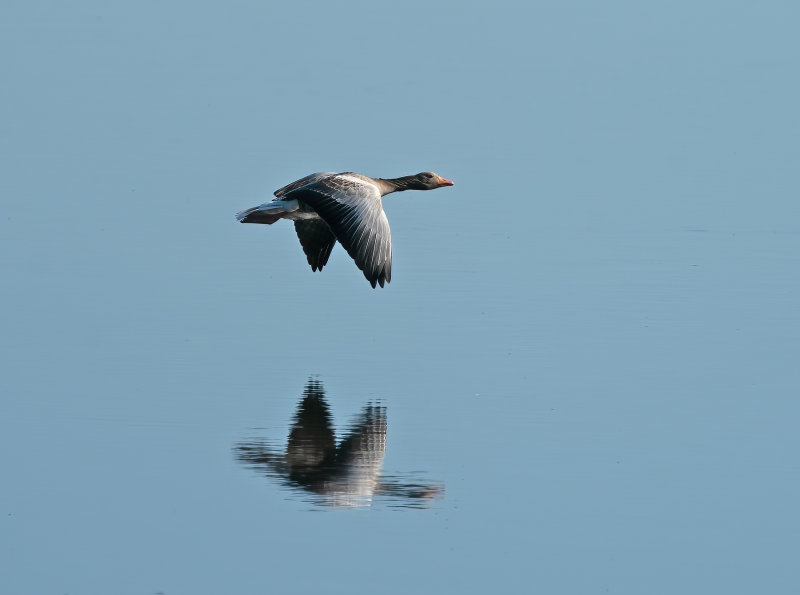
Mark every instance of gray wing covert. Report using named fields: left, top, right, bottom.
left=284, top=175, right=392, bottom=288
left=274, top=172, right=337, bottom=198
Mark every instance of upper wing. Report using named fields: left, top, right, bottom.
left=294, top=220, right=337, bottom=272
left=335, top=404, right=387, bottom=470
left=283, top=174, right=392, bottom=288
left=274, top=172, right=337, bottom=198
left=326, top=403, right=387, bottom=505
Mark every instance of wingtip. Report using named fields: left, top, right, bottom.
left=366, top=271, right=391, bottom=288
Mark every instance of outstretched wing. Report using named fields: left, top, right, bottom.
left=294, top=220, right=337, bottom=272
left=335, top=404, right=387, bottom=470
left=283, top=174, right=392, bottom=288
left=327, top=403, right=387, bottom=505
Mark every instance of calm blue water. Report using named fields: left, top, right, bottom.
left=2, top=1, right=799, bottom=594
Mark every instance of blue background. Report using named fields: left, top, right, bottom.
left=1, top=1, right=799, bottom=593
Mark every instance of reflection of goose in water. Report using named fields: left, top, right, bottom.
left=234, top=379, right=442, bottom=508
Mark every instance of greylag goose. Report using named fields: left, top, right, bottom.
left=235, top=171, right=454, bottom=287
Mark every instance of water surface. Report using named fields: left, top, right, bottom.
left=1, top=1, right=799, bottom=594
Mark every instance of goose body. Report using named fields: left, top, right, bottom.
left=236, top=171, right=453, bottom=288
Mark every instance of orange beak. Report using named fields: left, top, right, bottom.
left=437, top=176, right=454, bottom=187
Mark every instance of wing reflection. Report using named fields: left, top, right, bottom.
left=234, top=379, right=443, bottom=508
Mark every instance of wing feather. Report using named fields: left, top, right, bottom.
left=274, top=172, right=336, bottom=198
left=293, top=220, right=337, bottom=272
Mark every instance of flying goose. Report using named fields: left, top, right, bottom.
left=236, top=171, right=454, bottom=287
